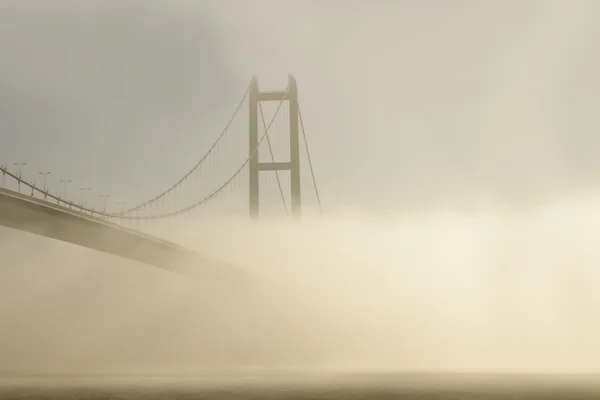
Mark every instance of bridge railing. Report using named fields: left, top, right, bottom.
left=1, top=164, right=112, bottom=218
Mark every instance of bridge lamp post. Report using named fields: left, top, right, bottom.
left=59, top=179, right=72, bottom=205
left=116, top=201, right=127, bottom=218
left=100, top=195, right=111, bottom=212
left=13, top=162, right=27, bottom=193
left=38, top=172, right=51, bottom=198
left=13, top=162, right=27, bottom=178
left=80, top=187, right=92, bottom=209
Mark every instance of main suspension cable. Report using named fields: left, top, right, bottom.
left=115, top=82, right=251, bottom=216
left=298, top=103, right=323, bottom=215
left=129, top=88, right=289, bottom=220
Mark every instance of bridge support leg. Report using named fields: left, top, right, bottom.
left=249, top=77, right=259, bottom=220
left=288, top=75, right=301, bottom=219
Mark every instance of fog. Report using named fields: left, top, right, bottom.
left=2, top=0, right=600, bottom=378
left=1, top=197, right=600, bottom=375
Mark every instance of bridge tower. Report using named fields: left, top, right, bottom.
left=248, top=75, right=301, bottom=219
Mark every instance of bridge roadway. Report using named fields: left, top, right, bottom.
left=0, top=187, right=249, bottom=282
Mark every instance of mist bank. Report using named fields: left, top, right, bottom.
left=1, top=193, right=600, bottom=374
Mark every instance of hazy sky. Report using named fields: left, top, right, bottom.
left=2, top=1, right=600, bottom=213
left=3, top=1, right=600, bottom=374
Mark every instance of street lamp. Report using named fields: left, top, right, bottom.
left=116, top=201, right=127, bottom=214
left=80, top=187, right=92, bottom=209
left=38, top=171, right=51, bottom=198
left=59, top=179, right=72, bottom=205
left=13, top=162, right=27, bottom=192
left=13, top=162, right=27, bottom=178
left=99, top=195, right=111, bottom=212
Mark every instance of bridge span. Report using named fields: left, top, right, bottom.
left=0, top=187, right=246, bottom=281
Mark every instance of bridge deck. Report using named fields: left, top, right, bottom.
left=0, top=187, right=246, bottom=281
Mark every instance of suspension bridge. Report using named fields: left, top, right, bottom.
left=0, top=75, right=322, bottom=276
